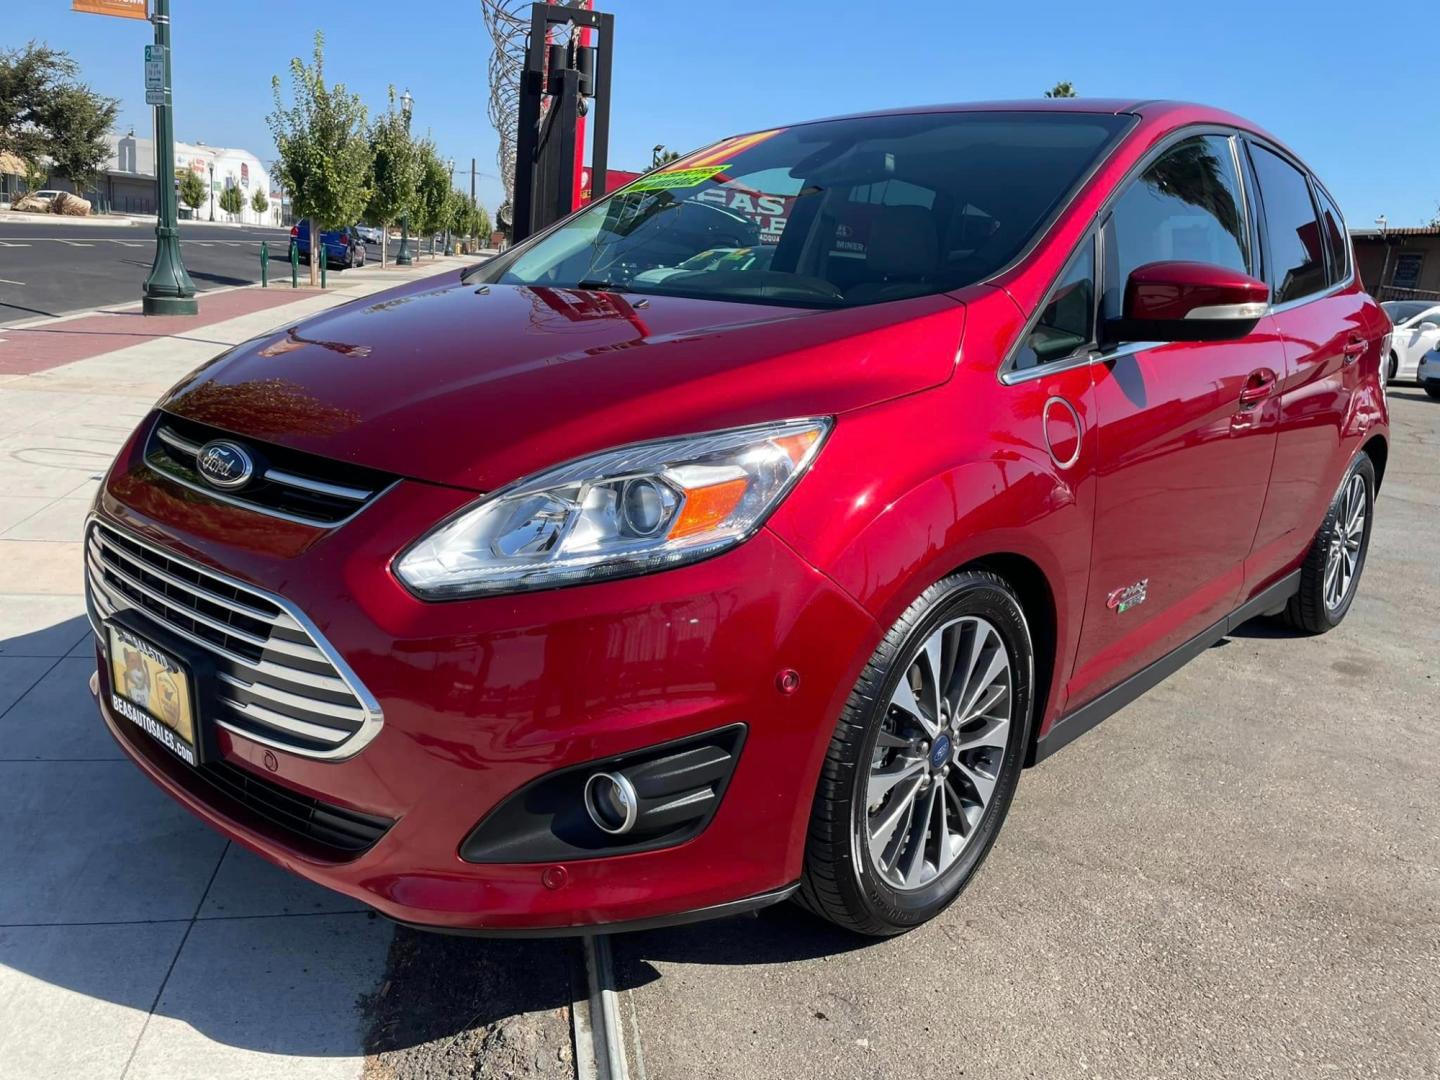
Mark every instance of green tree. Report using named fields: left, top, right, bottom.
left=267, top=31, right=371, bottom=286
left=21, top=156, right=47, bottom=194
left=448, top=190, right=486, bottom=248
left=177, top=169, right=207, bottom=216
left=39, top=84, right=116, bottom=196
left=2, top=42, right=116, bottom=194
left=218, top=182, right=245, bottom=220
left=365, top=86, right=418, bottom=268
left=644, top=148, right=682, bottom=174
left=411, top=140, right=449, bottom=258
left=251, top=187, right=269, bottom=217
left=1044, top=81, right=1078, bottom=98
left=1, top=42, right=76, bottom=166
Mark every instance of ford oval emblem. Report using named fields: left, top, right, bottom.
left=196, top=440, right=254, bottom=490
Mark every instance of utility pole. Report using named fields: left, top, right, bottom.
left=471, top=157, right=476, bottom=204
left=141, top=0, right=197, bottom=315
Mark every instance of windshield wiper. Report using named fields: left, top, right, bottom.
left=575, top=279, right=630, bottom=293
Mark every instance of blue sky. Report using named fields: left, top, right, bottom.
left=13, top=0, right=1437, bottom=227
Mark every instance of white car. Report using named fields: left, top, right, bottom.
left=1418, top=348, right=1440, bottom=399
left=1381, top=300, right=1440, bottom=383
left=356, top=226, right=383, bottom=245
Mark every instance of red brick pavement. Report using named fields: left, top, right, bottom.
left=0, top=286, right=325, bottom=376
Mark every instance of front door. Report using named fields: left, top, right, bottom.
left=1068, top=133, right=1285, bottom=707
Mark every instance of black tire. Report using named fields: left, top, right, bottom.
left=1281, top=453, right=1376, bottom=634
left=1387, top=353, right=1399, bottom=384
left=1425, top=382, right=1440, bottom=400
left=797, top=570, right=1033, bottom=936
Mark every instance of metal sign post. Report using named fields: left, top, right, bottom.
left=140, top=0, right=197, bottom=315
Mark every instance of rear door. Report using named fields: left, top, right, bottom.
left=1067, top=133, right=1286, bottom=706
left=1243, top=144, right=1374, bottom=586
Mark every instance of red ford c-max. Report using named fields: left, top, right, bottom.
left=88, top=100, right=1389, bottom=936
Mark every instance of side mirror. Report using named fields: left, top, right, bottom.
left=1106, top=260, right=1270, bottom=345
left=1419, top=321, right=1439, bottom=332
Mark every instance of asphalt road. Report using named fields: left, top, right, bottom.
left=0, top=219, right=422, bottom=321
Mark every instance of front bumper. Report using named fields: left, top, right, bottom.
left=91, top=458, right=879, bottom=932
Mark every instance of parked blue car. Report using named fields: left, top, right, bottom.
left=289, top=222, right=367, bottom=269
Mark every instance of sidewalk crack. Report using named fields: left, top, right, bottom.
left=117, top=839, right=230, bottom=1080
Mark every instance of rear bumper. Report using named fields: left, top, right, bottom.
left=90, top=478, right=878, bottom=932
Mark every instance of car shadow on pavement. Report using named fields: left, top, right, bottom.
left=118, top=258, right=253, bottom=289
left=1386, top=387, right=1434, bottom=404
left=1, top=614, right=582, bottom=1069
left=611, top=900, right=874, bottom=990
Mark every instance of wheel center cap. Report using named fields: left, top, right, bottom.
left=930, top=734, right=951, bottom=769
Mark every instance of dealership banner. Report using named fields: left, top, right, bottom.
left=72, top=0, right=149, bottom=18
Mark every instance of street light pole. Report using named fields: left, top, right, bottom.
left=1376, top=214, right=1393, bottom=299
left=208, top=162, right=215, bottom=221
left=141, top=0, right=197, bottom=316
left=445, top=157, right=454, bottom=255
left=396, top=89, right=414, bottom=266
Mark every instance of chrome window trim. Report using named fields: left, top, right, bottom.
left=1000, top=340, right=1161, bottom=385
left=85, top=514, right=385, bottom=762
left=997, top=123, right=1357, bottom=386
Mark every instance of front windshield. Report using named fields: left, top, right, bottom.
left=477, top=111, right=1130, bottom=308
left=1382, top=300, right=1432, bottom=325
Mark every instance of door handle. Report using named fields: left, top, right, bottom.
left=1238, top=368, right=1277, bottom=409
left=1342, top=335, right=1365, bottom=366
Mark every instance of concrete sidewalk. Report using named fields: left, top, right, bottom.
left=0, top=257, right=470, bottom=1079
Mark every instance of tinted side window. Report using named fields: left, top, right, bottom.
left=1314, top=185, right=1349, bottom=285
left=1101, top=135, right=1249, bottom=321
left=1250, top=145, right=1326, bottom=303
left=1013, top=238, right=1094, bottom=370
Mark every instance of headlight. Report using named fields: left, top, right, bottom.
left=394, top=418, right=831, bottom=598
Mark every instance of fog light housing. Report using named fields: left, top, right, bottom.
left=583, top=771, right=639, bottom=835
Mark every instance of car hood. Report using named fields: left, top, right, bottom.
left=160, top=273, right=966, bottom=492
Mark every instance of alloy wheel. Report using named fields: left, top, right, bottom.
left=865, top=616, right=1013, bottom=890
left=1324, top=472, right=1367, bottom=613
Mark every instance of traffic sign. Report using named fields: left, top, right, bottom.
left=145, top=44, right=166, bottom=101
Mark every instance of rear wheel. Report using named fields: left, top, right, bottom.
left=1282, top=453, right=1375, bottom=634
left=1425, top=383, right=1440, bottom=400
left=1387, top=352, right=1399, bottom=383
left=798, top=571, right=1032, bottom=936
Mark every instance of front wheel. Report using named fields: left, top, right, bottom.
left=1387, top=353, right=1399, bottom=384
left=798, top=571, right=1032, bottom=936
left=1282, top=453, right=1376, bottom=633
left=1425, top=383, right=1440, bottom=400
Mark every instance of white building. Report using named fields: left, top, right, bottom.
left=98, top=132, right=288, bottom=226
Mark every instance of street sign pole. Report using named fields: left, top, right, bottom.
left=141, top=0, right=197, bottom=315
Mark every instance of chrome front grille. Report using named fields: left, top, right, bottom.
left=144, top=414, right=396, bottom=527
left=85, top=520, right=383, bottom=760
